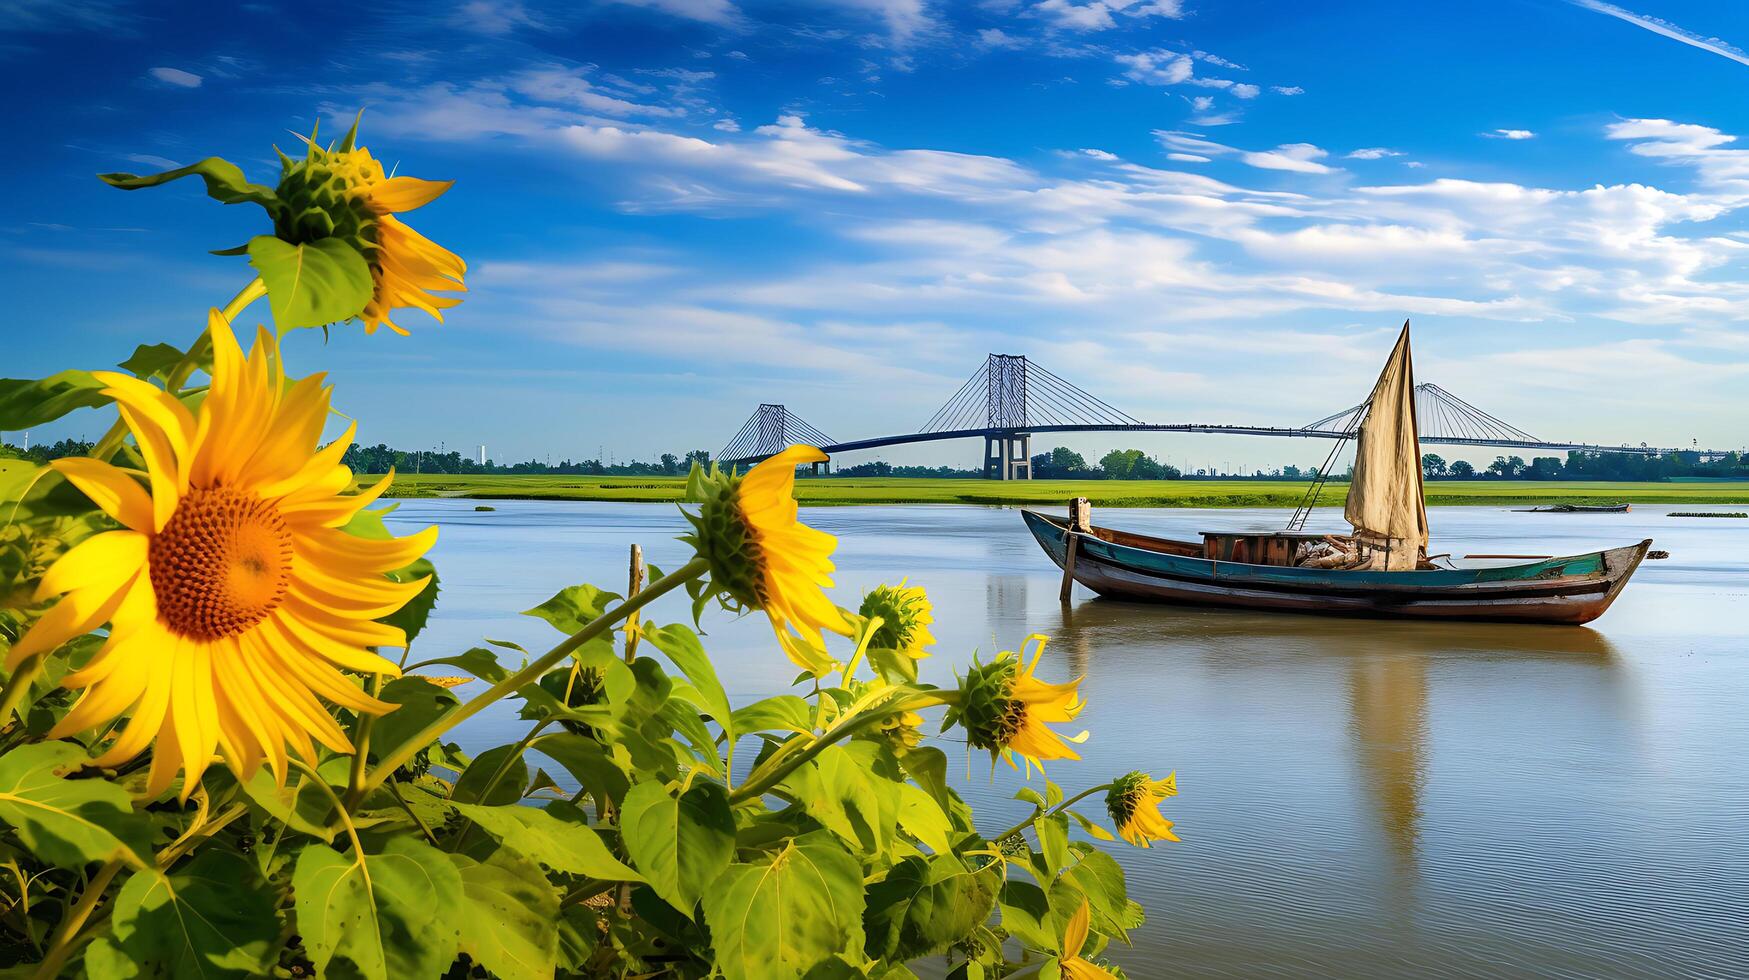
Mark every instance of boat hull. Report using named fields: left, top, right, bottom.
left=1024, top=510, right=1649, bottom=625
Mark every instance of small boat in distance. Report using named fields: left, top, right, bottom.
left=1515, top=503, right=1630, bottom=513
left=1024, top=322, right=1653, bottom=624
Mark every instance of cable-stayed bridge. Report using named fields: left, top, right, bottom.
left=718, top=353, right=1726, bottom=479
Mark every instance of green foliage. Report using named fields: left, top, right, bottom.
left=0, top=743, right=150, bottom=870
left=247, top=235, right=375, bottom=331
left=702, top=832, right=867, bottom=980
left=0, top=131, right=1174, bottom=977
left=0, top=371, right=111, bottom=431
left=292, top=836, right=464, bottom=980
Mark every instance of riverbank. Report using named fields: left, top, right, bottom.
left=362, top=474, right=1749, bottom=507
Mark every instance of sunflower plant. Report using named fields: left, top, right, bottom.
left=0, top=120, right=1182, bottom=980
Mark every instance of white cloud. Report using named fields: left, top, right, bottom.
left=1568, top=0, right=1749, bottom=68
left=147, top=67, right=201, bottom=88
left=124, top=153, right=180, bottom=169
left=1347, top=147, right=1402, bottom=160
left=1114, top=49, right=1192, bottom=85
left=1271, top=85, right=1304, bottom=95
left=976, top=27, right=1027, bottom=48
left=1241, top=142, right=1336, bottom=174
left=508, top=65, right=684, bottom=117
left=1230, top=83, right=1261, bottom=99
left=1166, top=152, right=1209, bottom=162
left=1079, top=148, right=1118, bottom=160
left=452, top=0, right=550, bottom=34
left=713, top=118, right=741, bottom=132
left=605, top=0, right=739, bottom=24
left=1031, top=0, right=1184, bottom=31
left=1483, top=128, right=1537, bottom=140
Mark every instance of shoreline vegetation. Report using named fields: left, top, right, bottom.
left=348, top=471, right=1749, bottom=507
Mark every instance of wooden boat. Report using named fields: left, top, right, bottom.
left=1024, top=511, right=1650, bottom=624
left=1515, top=503, right=1630, bottom=514
left=1024, top=321, right=1653, bottom=625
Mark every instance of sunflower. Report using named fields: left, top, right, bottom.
left=858, top=581, right=935, bottom=662
left=1058, top=900, right=1119, bottom=980
left=1106, top=771, right=1180, bottom=847
left=6, top=309, right=436, bottom=798
left=274, top=124, right=467, bottom=336
left=950, top=634, right=1087, bottom=776
left=684, top=445, right=850, bottom=674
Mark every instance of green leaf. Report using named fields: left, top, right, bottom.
left=864, top=855, right=1001, bottom=961
left=116, top=343, right=193, bottom=384
left=380, top=558, right=438, bottom=646
left=236, top=769, right=336, bottom=842
left=1060, top=847, right=1135, bottom=937
left=703, top=832, right=866, bottom=980
left=417, top=646, right=509, bottom=684
left=108, top=849, right=280, bottom=978
left=898, top=745, right=953, bottom=816
left=997, top=880, right=1056, bottom=951
left=292, top=836, right=463, bottom=980
left=1035, top=813, right=1071, bottom=877
left=523, top=583, right=620, bottom=635
left=619, top=780, right=734, bottom=918
left=0, top=742, right=150, bottom=869
left=451, top=743, right=528, bottom=805
left=556, top=905, right=600, bottom=974
left=896, top=782, right=952, bottom=855
left=730, top=695, right=813, bottom=735
left=246, top=235, right=373, bottom=331
left=530, top=732, right=629, bottom=806
left=1066, top=808, right=1117, bottom=842
left=779, top=741, right=900, bottom=855
left=369, top=676, right=458, bottom=767
left=641, top=623, right=733, bottom=743
left=0, top=371, right=109, bottom=431
left=452, top=800, right=643, bottom=881
left=99, top=157, right=278, bottom=209
left=451, top=849, right=559, bottom=980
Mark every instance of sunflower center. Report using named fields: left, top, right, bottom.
left=149, top=486, right=294, bottom=640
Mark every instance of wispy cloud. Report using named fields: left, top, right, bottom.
left=1483, top=128, right=1536, bottom=140
left=1569, top=0, right=1749, bottom=68
left=146, top=67, right=202, bottom=88
left=1347, top=147, right=1402, bottom=160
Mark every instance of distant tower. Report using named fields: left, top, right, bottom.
left=478, top=444, right=486, bottom=466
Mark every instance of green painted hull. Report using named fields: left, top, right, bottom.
left=1025, top=510, right=1650, bottom=624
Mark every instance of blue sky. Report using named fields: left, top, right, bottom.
left=5, top=0, right=1749, bottom=470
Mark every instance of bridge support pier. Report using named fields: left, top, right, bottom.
left=810, top=459, right=830, bottom=476
left=983, top=433, right=1032, bottom=480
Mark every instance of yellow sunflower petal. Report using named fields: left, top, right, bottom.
left=49, top=458, right=153, bottom=532
left=367, top=176, right=453, bottom=213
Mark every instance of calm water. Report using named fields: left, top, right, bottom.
left=383, top=500, right=1749, bottom=979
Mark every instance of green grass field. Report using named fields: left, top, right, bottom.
left=363, top=473, right=1749, bottom=507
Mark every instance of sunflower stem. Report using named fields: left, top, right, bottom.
left=991, top=783, right=1114, bottom=844
left=347, top=674, right=384, bottom=804
left=31, top=859, right=123, bottom=980
left=728, top=693, right=943, bottom=806
left=352, top=557, right=710, bottom=805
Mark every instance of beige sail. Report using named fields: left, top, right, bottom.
left=1344, top=321, right=1428, bottom=570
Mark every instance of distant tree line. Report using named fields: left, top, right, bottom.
left=339, top=444, right=714, bottom=476
left=0, top=438, right=95, bottom=463
left=1422, top=450, right=1749, bottom=481
left=1028, top=447, right=1184, bottom=480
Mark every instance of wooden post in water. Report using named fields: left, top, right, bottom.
left=1060, top=498, right=1090, bottom=603
left=625, top=544, right=645, bottom=664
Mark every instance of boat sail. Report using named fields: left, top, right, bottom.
left=1344, top=322, right=1429, bottom=571
left=1021, top=320, right=1654, bottom=624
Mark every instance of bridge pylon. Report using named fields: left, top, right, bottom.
left=716, top=403, right=836, bottom=468
left=923, top=354, right=1139, bottom=479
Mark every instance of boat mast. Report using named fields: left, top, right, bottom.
left=1286, top=424, right=1358, bottom=532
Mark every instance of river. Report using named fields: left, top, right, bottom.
left=382, top=500, right=1749, bottom=979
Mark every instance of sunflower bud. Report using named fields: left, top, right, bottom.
left=1105, top=770, right=1179, bottom=847
left=947, top=636, right=1087, bottom=775
left=682, top=447, right=851, bottom=672
left=271, top=140, right=384, bottom=254
left=858, top=582, right=935, bottom=661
